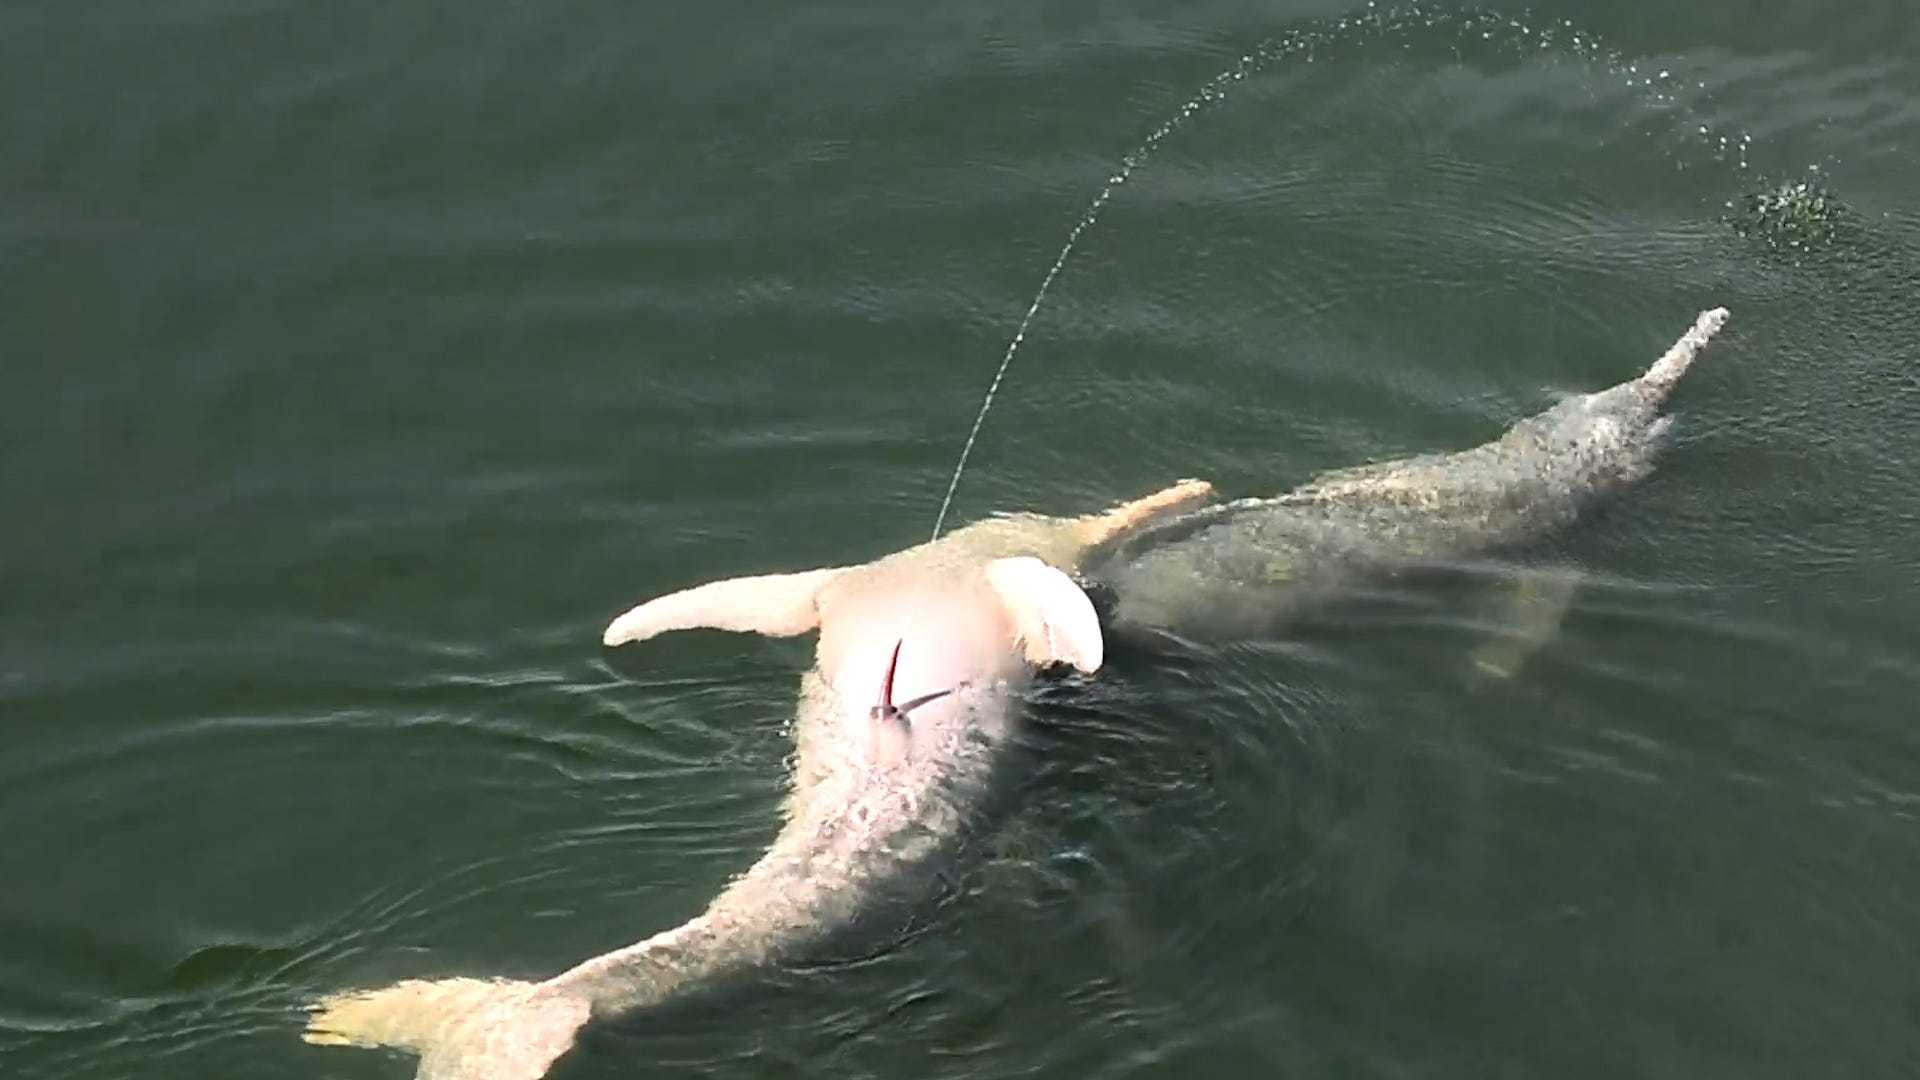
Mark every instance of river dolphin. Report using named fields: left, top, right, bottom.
left=1085, top=308, right=1731, bottom=650
left=302, top=478, right=1212, bottom=1080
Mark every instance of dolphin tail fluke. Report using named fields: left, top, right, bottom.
left=1640, top=307, right=1730, bottom=398
left=304, top=977, right=591, bottom=1080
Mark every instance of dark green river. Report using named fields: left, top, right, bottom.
left=4, top=1, right=1917, bottom=1077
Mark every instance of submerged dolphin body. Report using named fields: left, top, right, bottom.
left=302, top=480, right=1211, bottom=1079
left=1086, top=308, right=1731, bottom=643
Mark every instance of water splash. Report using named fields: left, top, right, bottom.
left=928, top=3, right=1814, bottom=539
left=1724, top=169, right=1860, bottom=260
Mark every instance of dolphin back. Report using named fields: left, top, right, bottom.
left=1088, top=308, right=1731, bottom=639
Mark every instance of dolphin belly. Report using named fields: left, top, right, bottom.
left=303, top=490, right=1174, bottom=1079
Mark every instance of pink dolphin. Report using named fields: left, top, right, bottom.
left=304, top=478, right=1213, bottom=1080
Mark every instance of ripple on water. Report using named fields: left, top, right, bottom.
left=0, top=615, right=807, bottom=1063
left=8, top=1, right=1920, bottom=1076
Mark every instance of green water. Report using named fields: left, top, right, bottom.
left=4, top=1, right=1918, bottom=1077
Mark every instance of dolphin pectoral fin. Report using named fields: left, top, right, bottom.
left=1071, top=478, right=1217, bottom=549
left=985, top=556, right=1104, bottom=673
left=1467, top=566, right=1583, bottom=680
left=603, top=566, right=847, bottom=646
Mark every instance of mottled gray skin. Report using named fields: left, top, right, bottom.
left=1088, top=308, right=1730, bottom=640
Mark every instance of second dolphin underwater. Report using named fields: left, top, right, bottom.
left=302, top=307, right=1728, bottom=1077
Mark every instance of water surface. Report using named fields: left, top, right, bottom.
left=3, top=1, right=1918, bottom=1077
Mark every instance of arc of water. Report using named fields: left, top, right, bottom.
left=927, top=3, right=1766, bottom=541
left=927, top=64, right=1259, bottom=541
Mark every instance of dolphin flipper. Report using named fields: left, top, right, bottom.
left=1467, top=566, right=1583, bottom=680
left=603, top=566, right=848, bottom=646
left=985, top=556, right=1104, bottom=673
left=1071, top=478, right=1216, bottom=548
